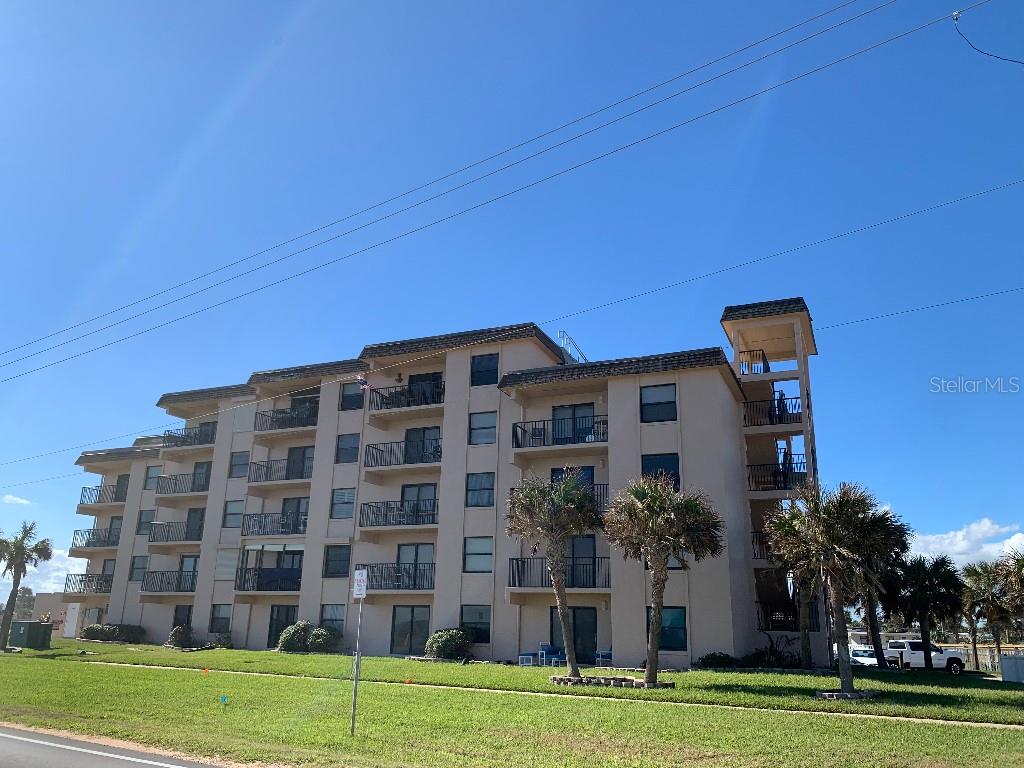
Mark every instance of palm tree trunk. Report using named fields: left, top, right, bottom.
left=547, top=552, right=580, bottom=677
left=646, top=562, right=668, bottom=686
left=969, top=617, right=979, bottom=670
left=994, top=628, right=1003, bottom=673
left=798, top=585, right=812, bottom=670
left=865, top=594, right=887, bottom=668
left=828, top=576, right=856, bottom=694
left=0, top=572, right=22, bottom=649
left=919, top=608, right=933, bottom=670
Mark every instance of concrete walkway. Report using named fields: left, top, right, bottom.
left=78, top=659, right=1024, bottom=731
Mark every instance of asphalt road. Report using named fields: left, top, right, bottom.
left=0, top=725, right=218, bottom=767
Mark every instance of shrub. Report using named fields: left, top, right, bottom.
left=81, top=624, right=105, bottom=640
left=214, top=632, right=233, bottom=649
left=424, top=628, right=473, bottom=660
left=276, top=620, right=314, bottom=653
left=80, top=623, right=145, bottom=643
left=694, top=652, right=739, bottom=669
left=167, top=624, right=195, bottom=649
left=307, top=626, right=340, bottom=654
left=737, top=646, right=801, bottom=669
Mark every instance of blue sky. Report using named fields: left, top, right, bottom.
left=1, top=0, right=1022, bottom=590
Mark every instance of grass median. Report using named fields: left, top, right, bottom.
left=2, top=654, right=1023, bottom=768
left=13, top=639, right=1024, bottom=726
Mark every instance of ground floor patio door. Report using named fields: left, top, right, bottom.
left=550, top=606, right=597, bottom=664
left=268, top=604, right=298, bottom=648
left=391, top=605, right=430, bottom=655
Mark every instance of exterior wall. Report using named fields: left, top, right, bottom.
left=68, top=314, right=824, bottom=667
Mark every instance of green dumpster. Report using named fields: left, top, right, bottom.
left=9, top=621, right=52, bottom=650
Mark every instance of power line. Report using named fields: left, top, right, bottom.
left=0, top=0, right=901, bottom=370
left=953, top=11, right=1024, bottom=65
left=0, top=2, right=988, bottom=387
left=3, top=281, right=1021, bottom=492
left=1, top=170, right=1019, bottom=470
left=0, top=0, right=869, bottom=360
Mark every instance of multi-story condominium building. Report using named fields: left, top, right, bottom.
left=64, top=297, right=826, bottom=667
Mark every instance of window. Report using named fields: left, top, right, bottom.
left=143, top=465, right=161, bottom=490
left=136, top=509, right=155, bottom=535
left=128, top=556, right=148, bottom=581
left=470, top=353, right=499, bottom=386
left=339, top=382, right=364, bottom=411
left=640, top=384, right=677, bottom=423
left=323, top=545, right=351, bottom=578
left=228, top=451, right=249, bottom=478
left=320, top=604, right=345, bottom=633
left=101, top=558, right=116, bottom=575
left=463, top=536, right=493, bottom=573
left=468, top=411, right=497, bottom=445
left=642, top=453, right=680, bottom=491
left=222, top=500, right=244, bottom=529
left=335, top=433, right=359, bottom=463
left=460, top=605, right=491, bottom=644
left=647, top=607, right=687, bottom=651
left=330, top=488, right=355, bottom=519
left=209, top=604, right=231, bottom=634
left=465, top=473, right=495, bottom=507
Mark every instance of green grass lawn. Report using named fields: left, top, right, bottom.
left=1, top=653, right=1023, bottom=768
left=14, top=639, right=1024, bottom=726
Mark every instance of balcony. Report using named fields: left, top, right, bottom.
left=751, top=531, right=772, bottom=561
left=359, top=500, right=438, bottom=530
left=246, top=457, right=314, bottom=495
left=148, top=521, right=204, bottom=549
left=235, top=567, right=302, bottom=593
left=508, top=557, right=610, bottom=590
left=141, top=570, right=197, bottom=594
left=162, top=423, right=217, bottom=453
left=356, top=562, right=435, bottom=594
left=743, top=397, right=803, bottom=433
left=362, top=439, right=442, bottom=482
left=737, top=349, right=771, bottom=375
left=253, top=403, right=319, bottom=442
left=241, top=512, right=307, bottom=537
left=511, top=416, right=608, bottom=465
left=63, top=573, right=113, bottom=599
left=78, top=484, right=127, bottom=511
left=368, top=382, right=445, bottom=423
left=69, top=527, right=121, bottom=553
left=747, top=454, right=807, bottom=495
left=757, top=601, right=820, bottom=633
left=155, top=472, right=210, bottom=496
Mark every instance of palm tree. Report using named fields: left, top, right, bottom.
left=506, top=466, right=602, bottom=678
left=963, top=560, right=1011, bottom=661
left=0, top=522, right=53, bottom=649
left=763, top=501, right=819, bottom=669
left=764, top=481, right=895, bottom=694
left=998, top=549, right=1024, bottom=623
left=889, top=555, right=963, bottom=670
left=604, top=473, right=723, bottom=686
left=856, top=510, right=911, bottom=668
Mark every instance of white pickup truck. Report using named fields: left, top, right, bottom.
left=886, top=640, right=966, bottom=674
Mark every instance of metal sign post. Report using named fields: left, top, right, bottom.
left=349, top=568, right=368, bottom=737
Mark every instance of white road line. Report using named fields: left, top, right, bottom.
left=0, top=730, right=199, bottom=767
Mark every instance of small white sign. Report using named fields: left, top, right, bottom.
left=352, top=568, right=368, bottom=599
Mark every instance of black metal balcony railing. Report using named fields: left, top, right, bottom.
left=738, top=349, right=771, bottom=375
left=359, top=500, right=438, bottom=527
left=508, top=557, right=611, bottom=589
left=141, top=571, right=198, bottom=593
left=757, top=601, right=820, bottom=632
left=148, top=521, right=204, bottom=544
left=156, top=472, right=211, bottom=495
left=369, top=381, right=445, bottom=412
left=79, top=484, right=127, bottom=505
left=357, top=562, right=435, bottom=590
left=751, top=531, right=771, bottom=560
left=64, top=573, right=113, bottom=594
left=509, top=483, right=609, bottom=512
left=235, top=567, right=303, bottom=592
left=241, top=513, right=307, bottom=537
left=743, top=397, right=802, bottom=428
left=162, top=423, right=217, bottom=448
left=512, top=416, right=609, bottom=449
left=363, top=438, right=442, bottom=468
left=254, top=402, right=320, bottom=432
left=247, top=456, right=314, bottom=483
left=70, top=527, right=121, bottom=549
left=747, top=454, right=808, bottom=491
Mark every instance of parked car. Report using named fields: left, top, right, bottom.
left=886, top=640, right=965, bottom=674
left=848, top=646, right=879, bottom=666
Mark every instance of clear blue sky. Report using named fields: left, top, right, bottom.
left=1, top=0, right=1022, bottom=587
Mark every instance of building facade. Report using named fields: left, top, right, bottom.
left=63, top=297, right=827, bottom=667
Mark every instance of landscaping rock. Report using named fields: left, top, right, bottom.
left=549, top=674, right=675, bottom=689
left=815, top=689, right=881, bottom=700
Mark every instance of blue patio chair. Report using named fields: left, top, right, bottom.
left=539, top=643, right=566, bottom=666
left=595, top=648, right=613, bottom=667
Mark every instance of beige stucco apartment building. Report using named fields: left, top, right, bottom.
left=63, top=297, right=827, bottom=668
